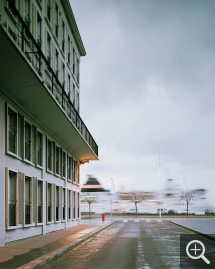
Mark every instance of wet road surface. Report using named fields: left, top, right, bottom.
left=43, top=220, right=215, bottom=269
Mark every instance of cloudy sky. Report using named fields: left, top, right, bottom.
left=70, top=0, right=215, bottom=202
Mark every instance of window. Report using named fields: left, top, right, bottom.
left=72, top=84, right=76, bottom=107
left=24, top=0, right=31, bottom=29
left=37, top=13, right=42, bottom=47
left=73, top=160, right=77, bottom=183
left=55, top=50, right=59, bottom=77
left=68, top=75, right=71, bottom=96
left=73, top=191, right=76, bottom=219
left=8, top=109, right=17, bottom=154
left=24, top=122, right=31, bottom=161
left=8, top=0, right=17, bottom=16
left=72, top=48, right=75, bottom=74
left=67, top=156, right=72, bottom=181
left=18, top=114, right=24, bottom=158
left=68, top=36, right=71, bottom=64
left=47, top=33, right=51, bottom=65
left=77, top=164, right=80, bottom=184
left=62, top=64, right=65, bottom=86
left=62, top=151, right=66, bottom=178
left=47, top=0, right=51, bottom=22
left=77, top=92, right=79, bottom=113
left=62, top=188, right=66, bottom=220
left=62, top=21, right=65, bottom=52
left=68, top=190, right=71, bottom=220
left=38, top=180, right=43, bottom=223
left=56, top=186, right=59, bottom=221
left=9, top=171, right=17, bottom=226
left=55, top=4, right=59, bottom=38
left=37, top=131, right=43, bottom=166
left=78, top=192, right=80, bottom=218
left=55, top=146, right=60, bottom=175
left=47, top=183, right=52, bottom=222
left=25, top=176, right=31, bottom=225
left=77, top=59, right=80, bottom=84
left=47, top=139, right=53, bottom=171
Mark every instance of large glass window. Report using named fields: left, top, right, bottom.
left=47, top=33, right=51, bottom=66
left=68, top=75, right=71, bottom=96
left=37, top=131, right=43, bottom=166
left=38, top=180, right=43, bottom=223
left=25, top=176, right=31, bottom=225
left=77, top=59, right=80, bottom=84
left=62, top=64, right=65, bottom=87
left=8, top=109, right=17, bottom=154
left=62, top=151, right=66, bottom=178
left=24, top=122, right=31, bottom=161
left=56, top=186, right=59, bottom=221
left=47, top=183, right=52, bottom=222
left=47, top=139, right=53, bottom=171
left=55, top=4, right=59, bottom=38
left=62, top=188, right=66, bottom=220
left=73, top=48, right=75, bottom=74
left=67, top=156, right=72, bottom=181
left=62, top=21, right=65, bottom=52
left=68, top=190, right=71, bottom=220
left=73, top=160, right=77, bottom=183
left=68, top=37, right=71, bottom=65
left=55, top=146, right=60, bottom=175
left=9, top=171, right=17, bottom=226
left=37, top=13, right=42, bottom=47
left=24, top=0, right=30, bottom=29
left=73, top=191, right=76, bottom=219
left=47, top=0, right=51, bottom=22
left=55, top=50, right=59, bottom=77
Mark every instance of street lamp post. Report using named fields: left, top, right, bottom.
left=154, top=157, right=162, bottom=218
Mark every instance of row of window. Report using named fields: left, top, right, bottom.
left=8, top=0, right=80, bottom=110
left=7, top=107, right=80, bottom=183
left=7, top=169, right=80, bottom=228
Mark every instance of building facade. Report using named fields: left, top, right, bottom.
left=0, top=0, right=98, bottom=246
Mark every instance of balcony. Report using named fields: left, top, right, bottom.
left=0, top=0, right=98, bottom=160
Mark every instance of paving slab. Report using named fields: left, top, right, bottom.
left=0, top=220, right=116, bottom=269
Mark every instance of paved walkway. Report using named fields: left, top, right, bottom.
left=0, top=219, right=115, bottom=269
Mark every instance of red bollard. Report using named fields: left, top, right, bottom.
left=102, top=213, right=105, bottom=221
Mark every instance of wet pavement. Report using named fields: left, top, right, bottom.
left=43, top=220, right=215, bottom=269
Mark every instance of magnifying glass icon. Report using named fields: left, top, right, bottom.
left=186, top=240, right=210, bottom=264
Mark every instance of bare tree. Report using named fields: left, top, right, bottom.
left=128, top=191, right=143, bottom=217
left=179, top=190, right=195, bottom=217
left=81, top=193, right=97, bottom=218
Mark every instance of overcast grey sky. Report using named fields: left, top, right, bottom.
left=71, top=0, right=215, bottom=202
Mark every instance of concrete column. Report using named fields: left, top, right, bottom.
left=0, top=96, right=5, bottom=246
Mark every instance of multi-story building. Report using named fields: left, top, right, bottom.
left=0, top=0, right=98, bottom=246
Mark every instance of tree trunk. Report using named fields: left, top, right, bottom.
left=135, top=203, right=138, bottom=218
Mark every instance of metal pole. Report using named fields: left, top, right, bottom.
left=110, top=199, right=112, bottom=220
left=159, top=157, right=161, bottom=219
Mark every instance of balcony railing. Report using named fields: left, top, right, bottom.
left=3, top=0, right=98, bottom=157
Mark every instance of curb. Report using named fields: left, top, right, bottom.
left=170, top=221, right=215, bottom=241
left=17, top=221, right=116, bottom=269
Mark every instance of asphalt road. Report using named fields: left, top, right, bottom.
left=43, top=220, right=215, bottom=269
